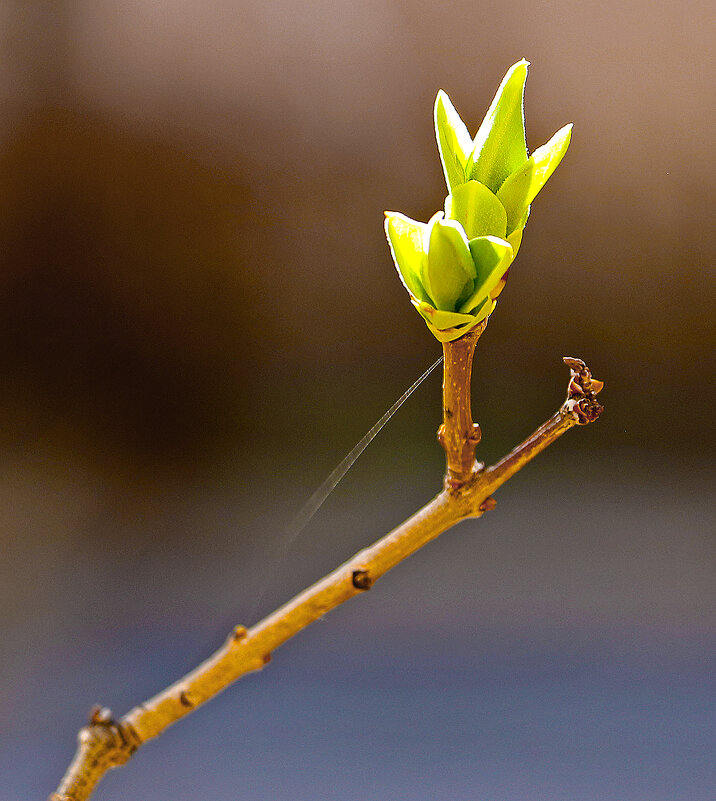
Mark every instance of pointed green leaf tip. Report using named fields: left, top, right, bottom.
left=384, top=212, right=428, bottom=301
left=468, top=59, right=529, bottom=194
left=435, top=89, right=473, bottom=193
left=497, top=123, right=573, bottom=233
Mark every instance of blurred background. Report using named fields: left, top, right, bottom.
left=1, top=1, right=713, bottom=799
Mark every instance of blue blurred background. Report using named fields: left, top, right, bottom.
left=0, top=1, right=713, bottom=799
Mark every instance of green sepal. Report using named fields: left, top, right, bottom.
left=416, top=296, right=496, bottom=342
left=467, top=295, right=494, bottom=325
left=415, top=301, right=478, bottom=329
left=459, top=236, right=513, bottom=312
left=423, top=215, right=475, bottom=310
left=434, top=90, right=473, bottom=193
left=467, top=60, right=529, bottom=194
left=444, top=180, right=507, bottom=240
left=497, top=123, right=572, bottom=233
left=384, top=211, right=430, bottom=302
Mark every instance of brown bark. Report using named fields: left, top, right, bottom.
left=437, top=320, right=488, bottom=488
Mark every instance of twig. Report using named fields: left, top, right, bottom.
left=49, top=353, right=603, bottom=801
left=437, top=320, right=488, bottom=489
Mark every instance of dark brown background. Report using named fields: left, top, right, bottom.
left=1, top=2, right=713, bottom=799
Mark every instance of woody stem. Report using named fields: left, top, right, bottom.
left=437, top=320, right=488, bottom=489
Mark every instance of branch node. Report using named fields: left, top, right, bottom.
left=50, top=707, right=141, bottom=801
left=444, top=460, right=483, bottom=493
left=352, top=569, right=374, bottom=590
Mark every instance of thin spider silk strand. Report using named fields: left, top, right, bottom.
left=248, top=355, right=443, bottom=622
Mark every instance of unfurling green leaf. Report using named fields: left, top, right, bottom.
left=467, top=59, right=529, bottom=193
left=423, top=215, right=475, bottom=310
left=462, top=236, right=513, bottom=311
left=384, top=212, right=429, bottom=301
left=497, top=123, right=572, bottom=233
left=445, top=180, right=507, bottom=240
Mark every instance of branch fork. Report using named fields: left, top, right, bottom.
left=50, top=330, right=603, bottom=801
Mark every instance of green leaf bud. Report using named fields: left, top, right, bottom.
left=384, top=209, right=513, bottom=342
left=386, top=61, right=572, bottom=342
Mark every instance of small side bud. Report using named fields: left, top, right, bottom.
left=352, top=569, right=374, bottom=590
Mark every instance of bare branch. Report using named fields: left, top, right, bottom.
left=49, top=355, right=603, bottom=801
